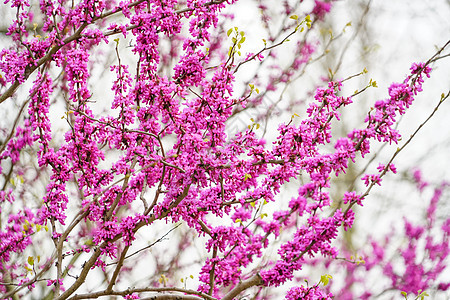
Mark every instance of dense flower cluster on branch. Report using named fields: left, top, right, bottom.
left=0, top=0, right=449, bottom=299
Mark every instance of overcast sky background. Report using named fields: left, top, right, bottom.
left=1, top=0, right=449, bottom=298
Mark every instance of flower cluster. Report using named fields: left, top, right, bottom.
left=0, top=0, right=448, bottom=299
left=285, top=284, right=333, bottom=300
left=326, top=172, right=450, bottom=298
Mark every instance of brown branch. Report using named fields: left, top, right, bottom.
left=0, top=22, right=88, bottom=104
left=56, top=184, right=191, bottom=300
left=69, top=286, right=215, bottom=300
left=221, top=274, right=264, bottom=300
left=106, top=223, right=181, bottom=267
left=345, top=90, right=450, bottom=215
left=0, top=258, right=54, bottom=299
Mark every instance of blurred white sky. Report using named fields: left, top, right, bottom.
left=0, top=0, right=449, bottom=297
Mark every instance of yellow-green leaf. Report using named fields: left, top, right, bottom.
left=320, top=274, right=332, bottom=286
left=159, top=274, right=168, bottom=285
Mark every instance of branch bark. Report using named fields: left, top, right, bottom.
left=221, top=274, right=264, bottom=300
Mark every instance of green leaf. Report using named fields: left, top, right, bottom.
left=417, top=290, right=429, bottom=300
left=159, top=274, right=168, bottom=285
left=227, top=28, right=233, bottom=37
left=305, top=15, right=312, bottom=28
left=320, top=274, right=332, bottom=286
left=290, top=15, right=298, bottom=20
left=28, top=256, right=34, bottom=266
